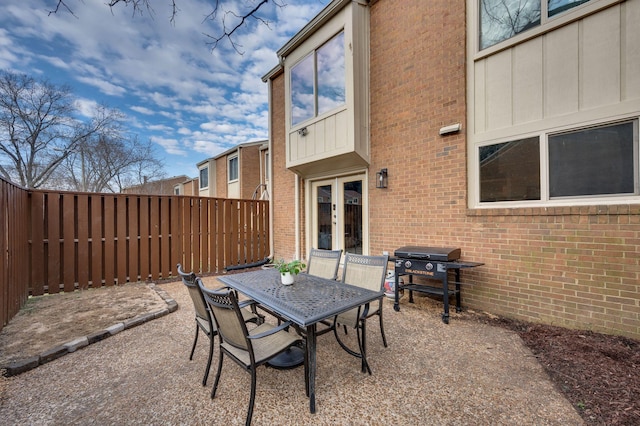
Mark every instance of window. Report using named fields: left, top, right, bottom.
left=549, top=122, right=635, bottom=197
left=480, top=137, right=541, bottom=202
left=479, top=0, right=593, bottom=50
left=290, top=31, right=345, bottom=126
left=199, top=167, right=208, bottom=189
left=479, top=120, right=638, bottom=203
left=174, top=186, right=180, bottom=195
left=228, top=156, right=238, bottom=182
left=264, top=152, right=269, bottom=180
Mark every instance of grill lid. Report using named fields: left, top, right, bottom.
left=394, top=246, right=461, bottom=262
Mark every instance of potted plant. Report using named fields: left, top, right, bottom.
left=273, top=259, right=306, bottom=285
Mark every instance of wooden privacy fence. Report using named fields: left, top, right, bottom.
left=1, top=179, right=30, bottom=332
left=1, top=178, right=270, bottom=330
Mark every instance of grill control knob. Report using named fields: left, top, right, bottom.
left=404, top=260, right=412, bottom=268
left=425, top=262, right=434, bottom=271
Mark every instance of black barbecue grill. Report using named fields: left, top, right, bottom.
left=393, top=246, right=483, bottom=323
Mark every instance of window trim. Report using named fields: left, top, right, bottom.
left=474, top=0, right=624, bottom=59
left=475, top=118, right=640, bottom=207
left=289, top=30, right=346, bottom=128
left=228, top=155, right=239, bottom=183
left=199, top=166, right=209, bottom=190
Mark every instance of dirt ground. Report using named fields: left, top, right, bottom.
left=0, top=280, right=638, bottom=425
left=0, top=282, right=167, bottom=364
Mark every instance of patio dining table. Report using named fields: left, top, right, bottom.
left=216, top=267, right=383, bottom=414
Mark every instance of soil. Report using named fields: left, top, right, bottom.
left=1, top=281, right=638, bottom=425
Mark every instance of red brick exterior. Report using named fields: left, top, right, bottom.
left=239, top=145, right=261, bottom=199
left=270, top=72, right=303, bottom=260
left=268, top=0, right=640, bottom=339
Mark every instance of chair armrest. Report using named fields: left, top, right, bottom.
left=248, top=321, right=294, bottom=339
left=238, top=299, right=259, bottom=309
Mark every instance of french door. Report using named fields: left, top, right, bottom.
left=310, top=175, right=366, bottom=255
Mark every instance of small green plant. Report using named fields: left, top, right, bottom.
left=273, top=259, right=306, bottom=276
left=576, top=402, right=586, bottom=411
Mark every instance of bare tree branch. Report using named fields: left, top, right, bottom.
left=46, top=0, right=284, bottom=52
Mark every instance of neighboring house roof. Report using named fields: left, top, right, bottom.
left=121, top=175, right=190, bottom=195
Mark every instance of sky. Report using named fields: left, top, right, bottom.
left=0, top=0, right=330, bottom=179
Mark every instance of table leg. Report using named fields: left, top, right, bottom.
left=306, top=324, right=317, bottom=414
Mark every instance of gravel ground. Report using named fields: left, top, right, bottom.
left=0, top=278, right=584, bottom=425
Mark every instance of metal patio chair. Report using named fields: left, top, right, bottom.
left=333, top=253, right=389, bottom=374
left=306, top=248, right=342, bottom=280
left=198, top=280, right=307, bottom=426
left=177, top=264, right=262, bottom=386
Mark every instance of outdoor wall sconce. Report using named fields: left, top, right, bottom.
left=376, top=168, right=388, bottom=189
left=297, top=127, right=308, bottom=137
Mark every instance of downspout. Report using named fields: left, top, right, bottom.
left=295, top=175, right=301, bottom=261
left=267, top=78, right=275, bottom=262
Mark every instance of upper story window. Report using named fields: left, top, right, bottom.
left=228, top=156, right=238, bottom=182
left=174, top=186, right=180, bottom=195
left=480, top=0, right=593, bottom=50
left=199, top=167, right=209, bottom=189
left=264, top=152, right=269, bottom=180
left=291, top=31, right=345, bottom=127
left=479, top=120, right=638, bottom=203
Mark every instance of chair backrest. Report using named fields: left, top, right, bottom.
left=177, top=263, right=210, bottom=326
left=341, top=253, right=389, bottom=292
left=198, top=280, right=251, bottom=352
left=306, top=248, right=343, bottom=280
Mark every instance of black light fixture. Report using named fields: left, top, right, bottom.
left=376, top=168, right=388, bottom=189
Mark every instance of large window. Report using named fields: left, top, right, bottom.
left=479, top=120, right=638, bottom=203
left=549, top=122, right=635, bottom=197
left=199, top=167, right=208, bottom=189
left=228, top=156, right=238, bottom=182
left=290, top=31, right=345, bottom=126
left=480, top=0, right=593, bottom=50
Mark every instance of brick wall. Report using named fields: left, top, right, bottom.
left=367, top=0, right=639, bottom=338
left=240, top=145, right=261, bottom=199
left=215, top=157, right=227, bottom=198
left=270, top=72, right=301, bottom=261
left=268, top=0, right=640, bottom=339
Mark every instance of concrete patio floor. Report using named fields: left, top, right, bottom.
left=0, top=277, right=584, bottom=425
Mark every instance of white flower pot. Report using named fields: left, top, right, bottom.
left=281, top=272, right=294, bottom=285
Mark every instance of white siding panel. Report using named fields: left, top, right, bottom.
left=623, top=0, right=640, bottom=100
left=581, top=7, right=621, bottom=109
left=474, top=62, right=486, bottom=133
left=335, top=109, right=349, bottom=150
left=485, top=50, right=512, bottom=130
left=544, top=24, right=579, bottom=117
left=513, top=38, right=543, bottom=124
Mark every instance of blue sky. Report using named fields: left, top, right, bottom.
left=0, top=0, right=330, bottom=179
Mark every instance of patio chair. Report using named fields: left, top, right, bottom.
left=305, top=248, right=343, bottom=335
left=198, top=280, right=306, bottom=426
left=306, top=248, right=342, bottom=280
left=333, top=253, right=389, bottom=374
left=177, top=264, right=262, bottom=386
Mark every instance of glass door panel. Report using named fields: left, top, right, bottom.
left=342, top=180, right=362, bottom=254
left=315, top=184, right=333, bottom=249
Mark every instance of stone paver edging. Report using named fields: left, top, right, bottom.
left=1, top=283, right=178, bottom=377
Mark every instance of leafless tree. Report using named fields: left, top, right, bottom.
left=0, top=71, right=121, bottom=189
left=48, top=0, right=284, bottom=53
left=59, top=134, right=166, bottom=193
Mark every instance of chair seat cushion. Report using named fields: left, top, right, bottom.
left=222, top=323, right=301, bottom=365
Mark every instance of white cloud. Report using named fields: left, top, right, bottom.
left=0, top=0, right=330, bottom=178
